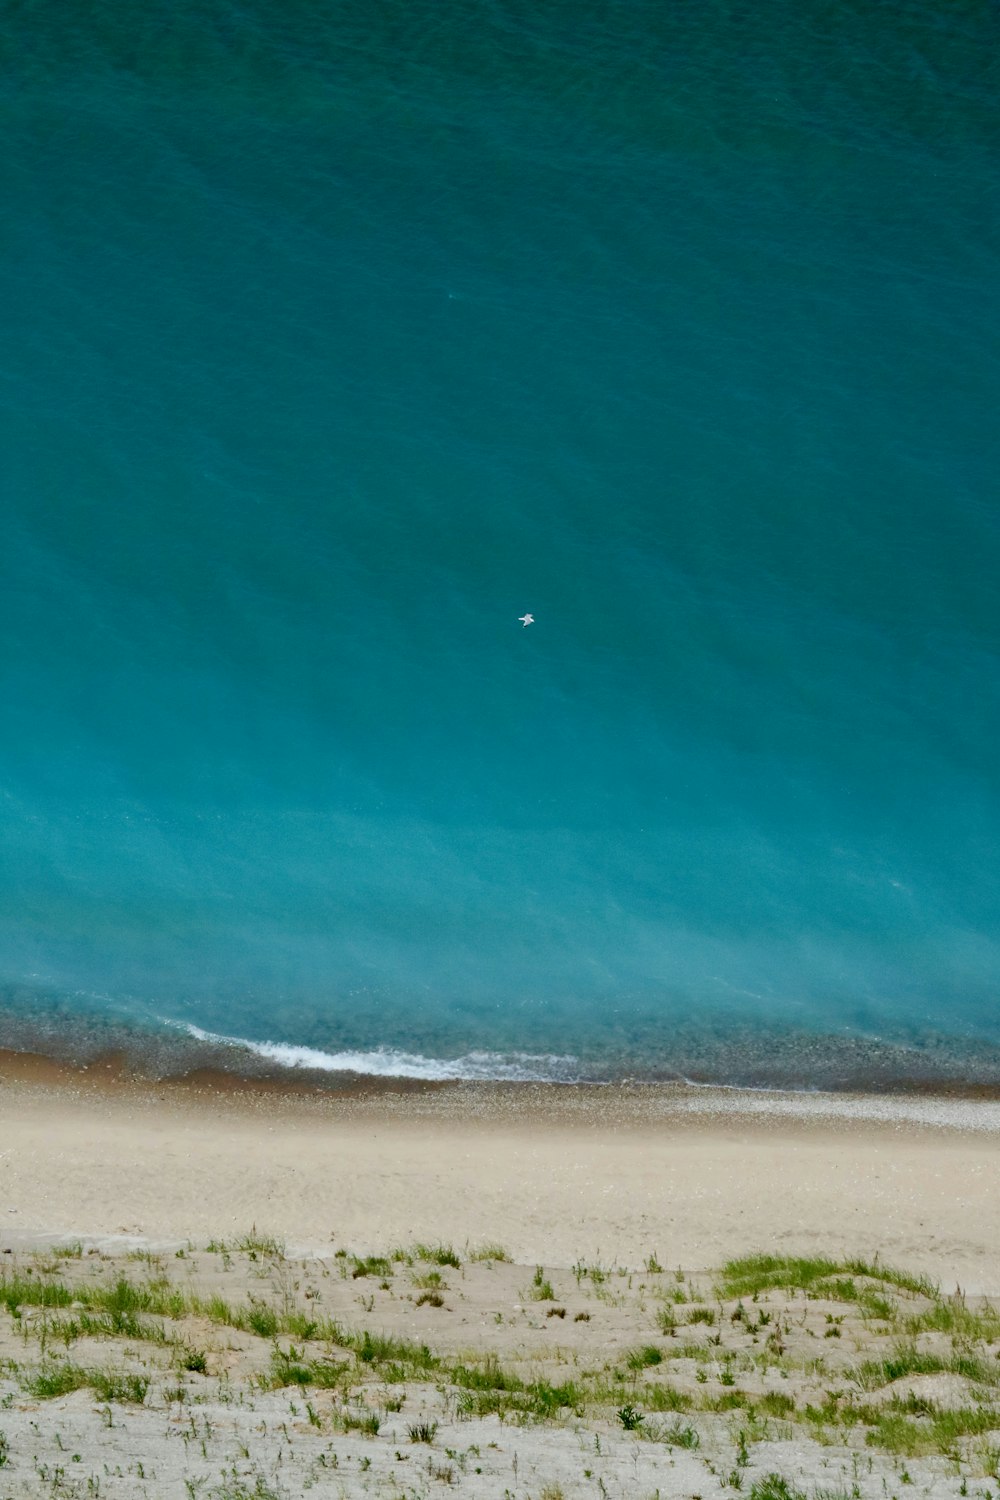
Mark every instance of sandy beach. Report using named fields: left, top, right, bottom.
left=3, top=1050, right=1000, bottom=1291
left=3, top=1053, right=1000, bottom=1497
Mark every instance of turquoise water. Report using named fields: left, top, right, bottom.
left=1, top=1, right=998, bottom=1086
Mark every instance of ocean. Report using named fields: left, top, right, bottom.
left=1, top=0, right=998, bottom=1089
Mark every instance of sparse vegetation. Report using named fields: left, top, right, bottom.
left=626, top=1344, right=663, bottom=1369
left=2, top=1236, right=1000, bottom=1492
left=352, top=1255, right=393, bottom=1279
left=749, top=1477, right=806, bottom=1500
left=657, top=1418, right=700, bottom=1448
left=718, top=1254, right=938, bottom=1302
left=209, top=1473, right=283, bottom=1500
left=413, top=1243, right=461, bottom=1268
left=234, top=1230, right=286, bottom=1260
left=656, top=1304, right=677, bottom=1334
left=530, top=1265, right=555, bottom=1301
left=264, top=1346, right=347, bottom=1390
left=334, top=1406, right=381, bottom=1436
left=687, top=1305, right=716, bottom=1326
left=22, top=1362, right=147, bottom=1403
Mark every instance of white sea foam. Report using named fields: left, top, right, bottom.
left=175, top=1022, right=581, bottom=1083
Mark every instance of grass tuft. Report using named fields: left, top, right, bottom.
left=21, top=1363, right=147, bottom=1403
left=351, top=1255, right=393, bottom=1279
left=22, top=1363, right=92, bottom=1399
left=265, top=1346, right=346, bottom=1390
left=530, top=1265, right=555, bottom=1301
left=352, top=1329, right=439, bottom=1371
left=626, top=1345, right=663, bottom=1370
left=234, top=1230, right=285, bottom=1259
left=413, top=1243, right=461, bottom=1268
left=654, top=1418, right=700, bottom=1448
left=749, top=1478, right=806, bottom=1500
left=719, top=1254, right=937, bottom=1301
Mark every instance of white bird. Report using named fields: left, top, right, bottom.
left=518, top=613, right=534, bottom=627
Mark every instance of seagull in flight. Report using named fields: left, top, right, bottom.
left=518, top=613, right=534, bottom=628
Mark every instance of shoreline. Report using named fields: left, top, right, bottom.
left=9, top=999, right=1000, bottom=1096
left=7, top=1045, right=1000, bottom=1128
left=8, top=1036, right=1000, bottom=1106
left=3, top=1045, right=1000, bottom=1294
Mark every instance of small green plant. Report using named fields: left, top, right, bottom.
left=531, top=1266, right=555, bottom=1301
left=207, top=1472, right=283, bottom=1500
left=180, top=1349, right=208, bottom=1374
left=416, top=1290, right=445, bottom=1308
left=662, top=1419, right=700, bottom=1449
left=0, top=1431, right=8, bottom=1468
left=22, top=1363, right=91, bottom=1399
left=469, top=1243, right=511, bottom=1262
left=408, top=1420, right=438, bottom=1443
left=645, top=1385, right=692, bottom=1414
left=266, top=1347, right=346, bottom=1390
left=334, top=1407, right=380, bottom=1436
left=413, top=1269, right=445, bottom=1289
left=352, top=1329, right=439, bottom=1370
left=759, top=1391, right=795, bottom=1417
left=749, top=1477, right=806, bottom=1500
left=243, top=1302, right=279, bottom=1339
left=352, top=1255, right=392, bottom=1279
left=92, top=1371, right=149, bottom=1404
left=617, top=1403, right=644, bottom=1430
left=235, top=1229, right=285, bottom=1259
left=687, top=1305, right=716, bottom=1326
left=414, top=1243, right=461, bottom=1268
left=646, top=1253, right=663, bottom=1274
left=626, top=1345, right=663, bottom=1369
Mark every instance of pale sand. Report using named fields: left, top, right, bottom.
left=2, top=1238, right=983, bottom=1499
left=2, top=1055, right=999, bottom=1291
left=0, top=1236, right=988, bottom=1499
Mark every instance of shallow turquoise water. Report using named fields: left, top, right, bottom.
left=1, top=1, right=998, bottom=1084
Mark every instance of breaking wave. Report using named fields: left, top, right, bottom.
left=177, top=1023, right=582, bottom=1083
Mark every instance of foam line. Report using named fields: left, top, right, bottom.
left=177, top=1022, right=582, bottom=1083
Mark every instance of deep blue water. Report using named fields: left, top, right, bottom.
left=1, top=0, right=998, bottom=1086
